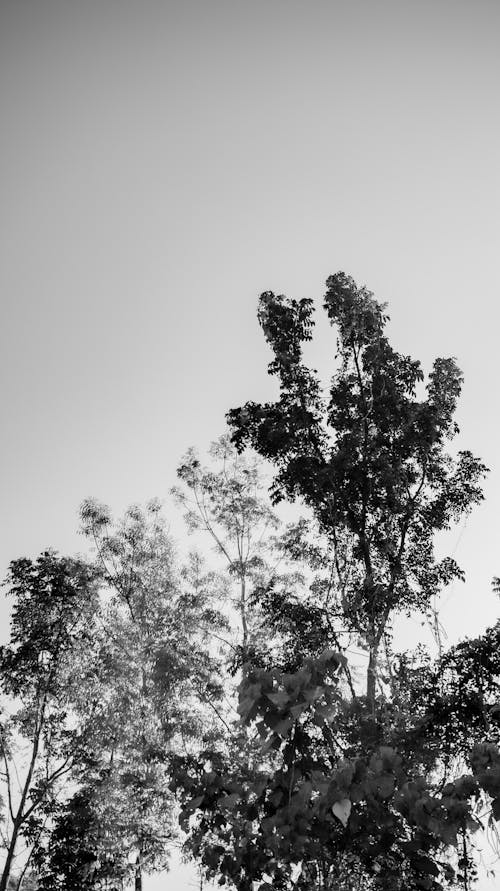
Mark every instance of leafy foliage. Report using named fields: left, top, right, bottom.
left=0, top=553, right=101, bottom=891
left=2, top=274, right=498, bottom=891
left=173, top=435, right=281, bottom=663
left=60, top=500, right=225, bottom=888
left=172, top=273, right=495, bottom=891
left=24, top=502, right=226, bottom=890
left=228, top=275, right=486, bottom=641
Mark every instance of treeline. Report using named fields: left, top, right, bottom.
left=1, top=274, right=499, bottom=891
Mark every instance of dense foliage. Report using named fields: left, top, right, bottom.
left=0, top=553, right=101, bottom=891
left=172, top=274, right=496, bottom=891
left=1, top=273, right=498, bottom=891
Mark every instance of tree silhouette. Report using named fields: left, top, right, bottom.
left=174, top=273, right=496, bottom=891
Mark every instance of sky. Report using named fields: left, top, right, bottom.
left=1, top=0, right=500, bottom=887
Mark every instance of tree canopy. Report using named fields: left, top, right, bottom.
left=172, top=273, right=495, bottom=891
left=1, top=272, right=498, bottom=891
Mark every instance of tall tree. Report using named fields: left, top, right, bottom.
left=228, top=273, right=486, bottom=707
left=173, top=435, right=281, bottom=663
left=174, top=274, right=493, bottom=891
left=0, top=552, right=100, bottom=891
left=61, top=499, right=225, bottom=891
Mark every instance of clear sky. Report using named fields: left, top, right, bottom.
left=1, top=1, right=500, bottom=887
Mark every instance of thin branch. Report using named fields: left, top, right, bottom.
left=0, top=731, right=15, bottom=824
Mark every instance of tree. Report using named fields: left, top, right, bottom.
left=172, top=435, right=282, bottom=665
left=52, top=499, right=225, bottom=891
left=228, top=273, right=486, bottom=708
left=33, top=789, right=125, bottom=890
left=172, top=438, right=311, bottom=878
left=0, top=552, right=100, bottom=891
left=174, top=273, right=494, bottom=890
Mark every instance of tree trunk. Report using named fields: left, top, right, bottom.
left=0, top=690, right=48, bottom=891
left=240, top=573, right=249, bottom=653
left=367, top=646, right=378, bottom=714
left=367, top=613, right=389, bottom=715
left=0, top=833, right=19, bottom=891
left=0, top=725, right=43, bottom=891
left=135, top=851, right=142, bottom=891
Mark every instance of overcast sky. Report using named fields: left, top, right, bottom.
left=1, top=1, right=500, bottom=887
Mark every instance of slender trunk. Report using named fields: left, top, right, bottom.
left=0, top=832, right=19, bottom=891
left=431, top=600, right=443, bottom=660
left=367, top=645, right=378, bottom=715
left=240, top=571, right=250, bottom=688
left=0, top=707, right=45, bottom=891
left=240, top=573, right=248, bottom=653
left=367, top=609, right=391, bottom=715
left=135, top=850, right=142, bottom=891
left=15, top=838, right=35, bottom=890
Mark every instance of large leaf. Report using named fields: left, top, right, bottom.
left=332, top=798, right=351, bottom=827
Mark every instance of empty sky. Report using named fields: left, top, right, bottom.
left=1, top=1, right=500, bottom=885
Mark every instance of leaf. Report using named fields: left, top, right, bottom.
left=332, top=798, right=351, bottom=827
left=274, top=717, right=293, bottom=737
left=219, top=792, right=239, bottom=810
left=492, top=797, right=500, bottom=821
left=303, top=686, right=324, bottom=703
left=412, top=855, right=439, bottom=877
left=267, top=691, right=290, bottom=708
left=376, top=774, right=395, bottom=800
left=189, top=795, right=205, bottom=810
